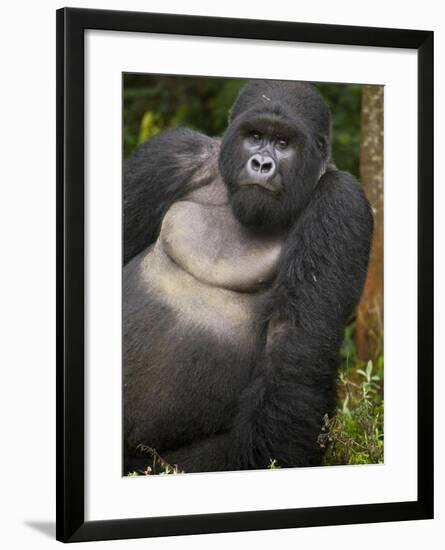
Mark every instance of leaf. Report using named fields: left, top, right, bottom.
left=137, top=111, right=163, bottom=144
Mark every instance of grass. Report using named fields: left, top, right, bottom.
left=127, top=445, right=184, bottom=476
left=320, top=323, right=384, bottom=466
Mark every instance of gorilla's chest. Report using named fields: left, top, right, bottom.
left=161, top=201, right=283, bottom=292
left=135, top=198, right=283, bottom=340
left=123, top=193, right=285, bottom=450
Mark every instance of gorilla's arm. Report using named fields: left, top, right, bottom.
left=161, top=169, right=373, bottom=473
left=229, top=169, right=374, bottom=469
left=124, top=128, right=218, bottom=264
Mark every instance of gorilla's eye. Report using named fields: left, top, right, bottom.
left=250, top=131, right=262, bottom=143
left=277, top=138, right=289, bottom=149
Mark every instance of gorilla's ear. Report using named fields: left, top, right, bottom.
left=313, top=136, right=334, bottom=182
left=316, top=135, right=328, bottom=152
left=315, top=133, right=333, bottom=171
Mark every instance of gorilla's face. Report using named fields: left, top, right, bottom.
left=239, top=122, right=297, bottom=195
left=219, top=81, right=331, bottom=232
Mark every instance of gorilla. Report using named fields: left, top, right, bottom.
left=123, top=80, right=373, bottom=474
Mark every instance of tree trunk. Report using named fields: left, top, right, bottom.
left=356, top=85, right=384, bottom=362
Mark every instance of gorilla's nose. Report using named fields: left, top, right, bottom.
left=247, top=154, right=276, bottom=179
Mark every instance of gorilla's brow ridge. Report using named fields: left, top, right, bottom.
left=239, top=112, right=308, bottom=143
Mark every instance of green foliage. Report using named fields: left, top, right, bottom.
left=320, top=324, right=384, bottom=466
left=125, top=444, right=184, bottom=476
left=316, top=83, right=362, bottom=178
left=267, top=458, right=280, bottom=469
left=126, top=465, right=182, bottom=477
left=123, top=76, right=362, bottom=178
left=123, top=75, right=246, bottom=158
left=137, top=111, right=163, bottom=145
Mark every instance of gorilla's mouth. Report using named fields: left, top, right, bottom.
left=239, top=182, right=282, bottom=194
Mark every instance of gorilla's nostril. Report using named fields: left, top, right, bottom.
left=248, top=154, right=275, bottom=178
left=251, top=158, right=261, bottom=171
left=261, top=162, right=273, bottom=173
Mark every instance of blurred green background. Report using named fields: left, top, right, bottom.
left=123, top=75, right=362, bottom=178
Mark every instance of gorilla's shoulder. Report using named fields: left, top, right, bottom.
left=320, top=168, right=369, bottom=203
left=318, top=168, right=373, bottom=231
left=126, top=128, right=220, bottom=175
left=123, top=128, right=222, bottom=264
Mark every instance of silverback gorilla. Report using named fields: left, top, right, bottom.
left=123, top=80, right=373, bottom=474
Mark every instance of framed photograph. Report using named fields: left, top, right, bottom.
left=56, top=7, right=434, bottom=543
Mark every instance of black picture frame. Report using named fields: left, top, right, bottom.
left=56, top=7, right=434, bottom=543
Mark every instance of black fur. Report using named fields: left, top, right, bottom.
left=123, top=128, right=217, bottom=264
left=123, top=80, right=373, bottom=472
left=219, top=81, right=331, bottom=232
left=227, top=169, right=373, bottom=468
